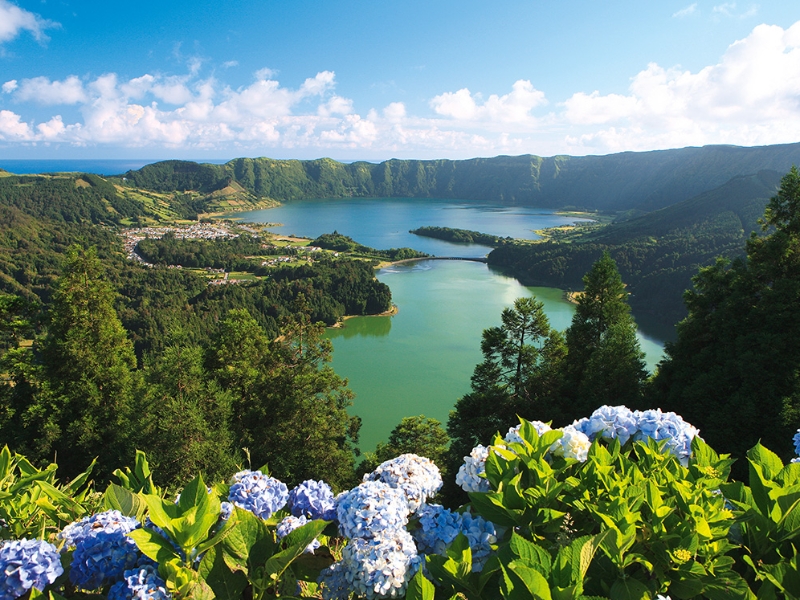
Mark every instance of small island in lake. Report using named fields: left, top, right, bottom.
left=409, top=226, right=515, bottom=247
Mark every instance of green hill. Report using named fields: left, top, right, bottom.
left=120, top=143, right=800, bottom=212
left=488, top=170, right=783, bottom=328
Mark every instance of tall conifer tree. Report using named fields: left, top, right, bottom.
left=562, top=251, right=647, bottom=418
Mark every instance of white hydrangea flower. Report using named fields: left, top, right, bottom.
left=550, top=426, right=591, bottom=462
left=455, top=445, right=490, bottom=493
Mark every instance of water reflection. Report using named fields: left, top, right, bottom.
left=327, top=315, right=392, bottom=339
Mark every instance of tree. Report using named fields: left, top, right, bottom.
left=445, top=297, right=566, bottom=504
left=358, top=415, right=449, bottom=479
left=31, top=246, right=139, bottom=478
left=135, top=345, right=239, bottom=489
left=653, top=167, right=800, bottom=465
left=562, top=251, right=647, bottom=418
left=206, top=305, right=360, bottom=490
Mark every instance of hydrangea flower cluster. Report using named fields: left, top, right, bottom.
left=363, top=454, right=443, bottom=512
left=792, top=429, right=800, bottom=463
left=59, top=510, right=144, bottom=590
left=550, top=425, right=592, bottom=462
left=460, top=511, right=498, bottom=571
left=575, top=405, right=638, bottom=445
left=455, top=445, right=490, bottom=493
left=107, top=565, right=170, bottom=600
left=321, top=532, right=420, bottom=600
left=504, top=420, right=552, bottom=444
left=455, top=406, right=703, bottom=493
left=320, top=479, right=420, bottom=599
left=228, top=470, right=288, bottom=520
left=276, top=515, right=321, bottom=554
left=412, top=504, right=498, bottom=571
left=335, top=481, right=410, bottom=539
left=288, top=480, right=337, bottom=520
left=0, top=539, right=63, bottom=600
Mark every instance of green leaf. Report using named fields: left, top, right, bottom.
left=219, top=507, right=273, bottom=573
left=469, top=492, right=520, bottom=527
left=128, top=528, right=182, bottom=565
left=103, top=483, right=145, bottom=519
left=508, top=532, right=551, bottom=577
left=405, top=568, right=436, bottom=600
left=198, top=546, right=248, bottom=600
left=747, top=444, right=784, bottom=480
left=507, top=561, right=553, bottom=599
left=609, top=577, right=652, bottom=600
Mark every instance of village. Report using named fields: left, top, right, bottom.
left=120, top=223, right=327, bottom=284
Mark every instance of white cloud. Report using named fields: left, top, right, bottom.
left=222, top=61, right=239, bottom=69
left=673, top=4, right=697, bottom=18
left=15, top=76, right=87, bottom=105
left=2, top=80, right=18, bottom=94
left=0, top=109, right=33, bottom=140
left=430, top=80, right=547, bottom=124
left=0, top=0, right=57, bottom=44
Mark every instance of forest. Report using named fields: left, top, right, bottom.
left=409, top=226, right=513, bottom=246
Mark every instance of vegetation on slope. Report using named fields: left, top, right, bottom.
left=488, top=170, right=783, bottom=327
left=120, top=143, right=800, bottom=211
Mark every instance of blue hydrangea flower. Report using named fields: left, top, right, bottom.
left=363, top=454, right=442, bottom=513
left=336, top=481, right=409, bottom=539
left=412, top=504, right=462, bottom=556
left=288, top=480, right=337, bottom=521
left=633, top=409, right=700, bottom=466
left=107, top=565, right=170, bottom=600
left=276, top=515, right=321, bottom=553
left=228, top=470, right=288, bottom=520
left=460, top=511, right=498, bottom=572
left=318, top=561, right=351, bottom=600
left=0, top=539, right=63, bottom=600
left=549, top=426, right=591, bottom=462
left=504, top=420, right=552, bottom=444
left=455, top=445, right=490, bottom=493
left=582, top=405, right=638, bottom=445
left=61, top=510, right=143, bottom=591
left=793, top=429, right=800, bottom=456
left=337, top=531, right=421, bottom=599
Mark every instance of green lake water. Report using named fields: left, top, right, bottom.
left=232, top=198, right=667, bottom=453
left=325, top=259, right=665, bottom=453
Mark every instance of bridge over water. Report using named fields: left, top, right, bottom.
left=387, top=256, right=488, bottom=265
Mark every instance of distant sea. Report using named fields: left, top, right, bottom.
left=0, top=158, right=230, bottom=176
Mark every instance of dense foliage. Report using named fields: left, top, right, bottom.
left=653, top=166, right=800, bottom=470
left=488, top=170, right=783, bottom=326
left=311, top=232, right=429, bottom=261
left=409, top=226, right=512, bottom=247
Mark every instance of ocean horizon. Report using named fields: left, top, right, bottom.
left=0, top=158, right=232, bottom=176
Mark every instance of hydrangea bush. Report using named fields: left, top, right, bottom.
left=2, top=405, right=800, bottom=599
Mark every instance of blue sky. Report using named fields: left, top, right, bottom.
left=0, top=0, right=799, bottom=160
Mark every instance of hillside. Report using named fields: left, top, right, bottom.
left=488, top=170, right=783, bottom=328
left=120, top=143, right=800, bottom=212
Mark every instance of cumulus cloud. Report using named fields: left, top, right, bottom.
left=0, top=0, right=57, bottom=44
left=430, top=80, right=547, bottom=124
left=2, top=80, right=18, bottom=94
left=14, top=76, right=87, bottom=104
left=560, top=20, right=800, bottom=152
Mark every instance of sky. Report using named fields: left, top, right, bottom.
left=0, top=0, right=799, bottom=161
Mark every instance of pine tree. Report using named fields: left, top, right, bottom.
left=38, top=246, right=139, bottom=477
left=562, top=251, right=647, bottom=418
left=207, top=306, right=360, bottom=490
left=445, top=297, right=566, bottom=504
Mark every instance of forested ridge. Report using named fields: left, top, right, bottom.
left=121, top=143, right=800, bottom=211
left=489, top=170, right=783, bottom=326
